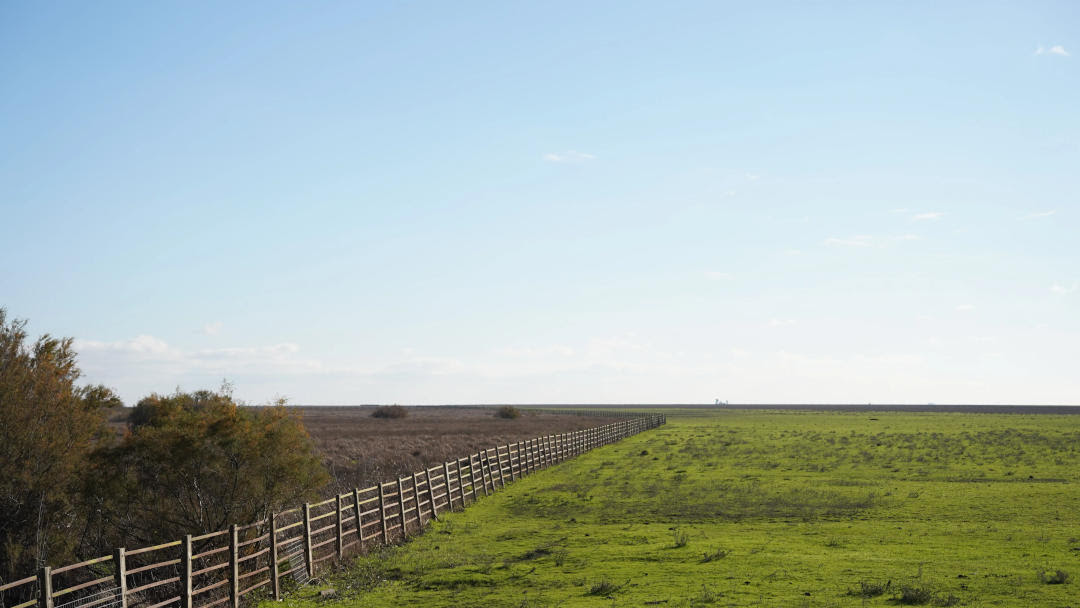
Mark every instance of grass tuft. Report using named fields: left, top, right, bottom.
left=846, top=579, right=890, bottom=598
left=700, top=547, right=729, bottom=562
left=587, top=577, right=624, bottom=595
left=1039, top=569, right=1070, bottom=584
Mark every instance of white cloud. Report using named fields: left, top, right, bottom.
left=543, top=150, right=595, bottom=163
left=201, top=321, right=223, bottom=336
left=824, top=234, right=920, bottom=248
left=913, top=212, right=944, bottom=221
left=745, top=173, right=763, bottom=181
left=825, top=235, right=875, bottom=247
left=1050, top=283, right=1078, bottom=295
left=705, top=271, right=732, bottom=281
left=1020, top=210, right=1056, bottom=219
left=769, top=318, right=796, bottom=327
left=1035, top=45, right=1070, bottom=57
left=74, top=335, right=326, bottom=403
left=890, top=208, right=911, bottom=214
left=955, top=304, right=976, bottom=312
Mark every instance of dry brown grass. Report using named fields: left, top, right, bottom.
left=286, top=406, right=609, bottom=492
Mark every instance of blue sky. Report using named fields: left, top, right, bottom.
left=1, top=1, right=1076, bottom=405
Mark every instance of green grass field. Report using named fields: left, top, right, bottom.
left=271, top=410, right=1080, bottom=607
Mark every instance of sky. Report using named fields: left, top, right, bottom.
left=1, top=1, right=1077, bottom=405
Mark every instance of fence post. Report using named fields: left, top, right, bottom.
left=425, top=468, right=438, bottom=520
left=378, top=484, right=389, bottom=544
left=335, top=494, right=344, bottom=560
left=443, top=462, right=453, bottom=510
left=38, top=566, right=53, bottom=608
left=114, top=548, right=127, bottom=608
left=474, top=453, right=486, bottom=497
left=495, top=448, right=506, bottom=488
left=303, top=504, right=314, bottom=578
left=481, top=452, right=492, bottom=495
left=508, top=444, right=518, bottom=481
left=412, top=473, right=423, bottom=525
left=352, top=488, right=363, bottom=552
left=269, top=515, right=280, bottom=601
left=229, top=524, right=239, bottom=608
left=461, top=457, right=472, bottom=504
left=181, top=534, right=193, bottom=608
left=397, top=478, right=407, bottom=537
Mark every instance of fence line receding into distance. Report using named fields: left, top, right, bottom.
left=0, top=411, right=665, bottom=608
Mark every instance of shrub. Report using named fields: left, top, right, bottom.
left=672, top=528, right=690, bottom=548
left=372, top=405, right=408, bottom=419
left=495, top=406, right=521, bottom=419
left=86, top=389, right=329, bottom=548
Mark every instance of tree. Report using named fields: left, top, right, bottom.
left=78, top=384, right=124, bottom=410
left=0, top=309, right=109, bottom=579
left=86, top=388, right=329, bottom=548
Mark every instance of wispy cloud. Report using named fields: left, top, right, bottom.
left=955, top=304, right=976, bottom=312
left=543, top=150, right=595, bottom=163
left=1050, top=283, right=1078, bottom=295
left=201, top=321, right=223, bottom=336
left=705, top=271, right=732, bottom=281
left=913, top=212, right=944, bottom=221
left=1035, top=45, right=1070, bottom=57
left=769, top=318, right=796, bottom=327
left=1020, top=210, right=1056, bottom=219
left=824, top=234, right=920, bottom=248
left=825, top=235, right=875, bottom=247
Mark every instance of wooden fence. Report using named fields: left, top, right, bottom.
left=0, top=412, right=664, bottom=608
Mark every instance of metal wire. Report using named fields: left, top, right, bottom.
left=282, top=541, right=308, bottom=586
left=55, top=587, right=121, bottom=608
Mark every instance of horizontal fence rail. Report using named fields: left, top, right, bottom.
left=0, top=411, right=664, bottom=608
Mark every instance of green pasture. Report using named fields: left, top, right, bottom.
left=272, top=410, right=1080, bottom=607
